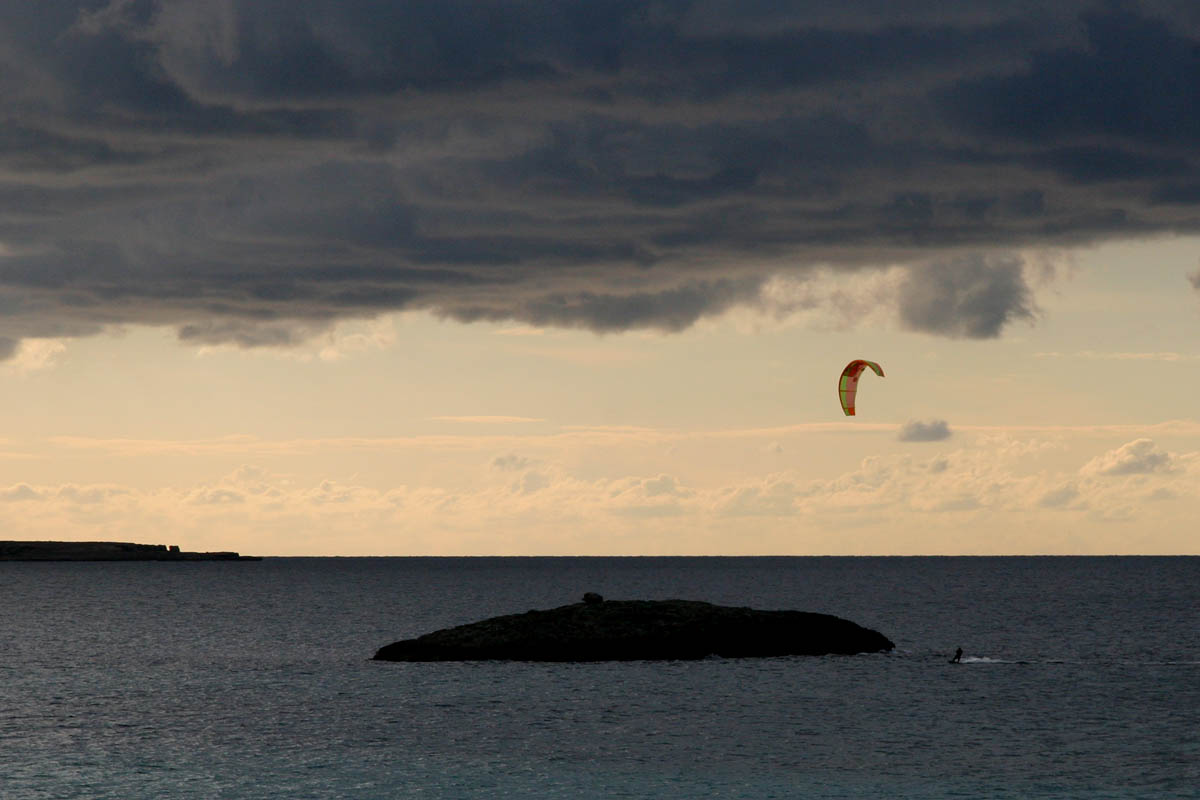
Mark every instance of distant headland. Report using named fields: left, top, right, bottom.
left=374, top=594, right=894, bottom=662
left=0, top=540, right=260, bottom=561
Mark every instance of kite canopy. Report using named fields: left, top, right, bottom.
left=839, top=359, right=884, bottom=416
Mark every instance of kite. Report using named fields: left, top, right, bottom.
left=839, top=359, right=884, bottom=416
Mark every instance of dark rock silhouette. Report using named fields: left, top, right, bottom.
left=0, top=541, right=260, bottom=561
left=373, top=597, right=894, bottom=662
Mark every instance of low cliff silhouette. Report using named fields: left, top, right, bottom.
left=0, top=541, right=260, bottom=561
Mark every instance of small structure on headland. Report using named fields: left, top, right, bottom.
left=0, top=541, right=260, bottom=561
left=373, top=594, right=894, bottom=662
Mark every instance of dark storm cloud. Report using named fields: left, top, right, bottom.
left=2, top=1, right=1200, bottom=355
left=898, top=419, right=953, bottom=442
left=444, top=276, right=763, bottom=332
left=898, top=255, right=1035, bottom=338
left=943, top=9, right=1200, bottom=145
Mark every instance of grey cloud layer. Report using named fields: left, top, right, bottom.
left=3, top=1, right=1200, bottom=351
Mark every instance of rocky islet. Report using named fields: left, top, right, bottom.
left=374, top=594, right=894, bottom=662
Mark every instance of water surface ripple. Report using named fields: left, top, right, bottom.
left=2, top=556, right=1196, bottom=798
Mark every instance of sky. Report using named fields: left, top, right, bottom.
left=1, top=0, right=1199, bottom=555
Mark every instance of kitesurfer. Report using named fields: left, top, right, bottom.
left=950, top=647, right=963, bottom=663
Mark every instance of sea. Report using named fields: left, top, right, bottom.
left=2, top=556, right=1196, bottom=799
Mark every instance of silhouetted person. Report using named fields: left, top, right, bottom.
left=950, top=647, right=963, bottom=663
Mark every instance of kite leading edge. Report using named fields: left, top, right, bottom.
left=839, top=359, right=884, bottom=416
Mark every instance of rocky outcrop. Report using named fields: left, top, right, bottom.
left=0, top=541, right=260, bottom=561
left=373, top=596, right=894, bottom=662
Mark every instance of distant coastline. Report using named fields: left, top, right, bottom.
left=0, top=541, right=260, bottom=561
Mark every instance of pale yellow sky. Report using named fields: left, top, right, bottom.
left=1, top=238, right=1198, bottom=555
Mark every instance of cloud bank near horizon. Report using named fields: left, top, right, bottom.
left=1, top=435, right=1195, bottom=554
left=3, top=1, right=1200, bottom=355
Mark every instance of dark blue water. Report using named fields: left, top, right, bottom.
left=2, top=557, right=1196, bottom=798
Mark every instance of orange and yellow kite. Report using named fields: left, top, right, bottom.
left=839, top=359, right=884, bottom=416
